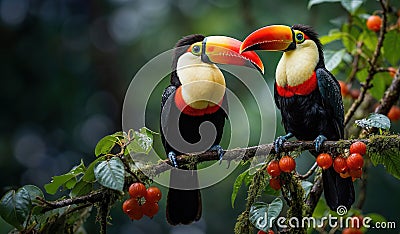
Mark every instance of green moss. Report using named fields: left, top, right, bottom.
left=283, top=174, right=306, bottom=234
left=234, top=169, right=269, bottom=234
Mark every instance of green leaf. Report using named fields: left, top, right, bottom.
left=356, top=68, right=368, bottom=82
left=94, top=157, right=125, bottom=191
left=355, top=113, right=391, bottom=130
left=0, top=188, right=31, bottom=230
left=313, top=198, right=329, bottom=218
left=65, top=177, right=77, bottom=190
left=308, top=0, right=341, bottom=9
left=341, top=0, right=363, bottom=15
left=82, top=156, right=106, bottom=182
left=383, top=30, right=400, bottom=66
left=249, top=198, right=283, bottom=232
left=359, top=29, right=378, bottom=52
left=370, top=149, right=400, bottom=179
left=319, top=29, right=340, bottom=45
left=44, top=161, right=86, bottom=195
left=231, top=169, right=249, bottom=208
left=365, top=213, right=387, bottom=223
left=70, top=180, right=93, bottom=198
left=341, top=23, right=360, bottom=52
left=44, top=174, right=76, bottom=195
left=95, top=135, right=117, bottom=157
left=301, top=181, right=314, bottom=198
left=127, top=128, right=154, bottom=154
left=369, top=72, right=392, bottom=100
left=324, top=49, right=346, bottom=71
left=20, top=185, right=44, bottom=202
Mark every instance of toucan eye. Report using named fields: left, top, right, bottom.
left=191, top=44, right=201, bottom=55
left=295, top=32, right=305, bottom=43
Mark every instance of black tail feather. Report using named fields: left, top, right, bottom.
left=166, top=168, right=202, bottom=225
left=322, top=167, right=355, bottom=210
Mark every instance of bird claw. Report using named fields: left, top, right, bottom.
left=210, top=144, right=224, bottom=165
left=274, top=133, right=293, bottom=154
left=314, top=135, right=327, bottom=152
left=168, top=151, right=178, bottom=168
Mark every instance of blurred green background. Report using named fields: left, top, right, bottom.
left=1, top=0, right=399, bottom=233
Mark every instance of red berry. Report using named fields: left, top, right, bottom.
left=123, top=198, right=143, bottom=220
left=268, top=231, right=275, bottom=234
left=142, top=201, right=159, bottom=218
left=342, top=228, right=362, bottom=234
left=346, top=153, right=364, bottom=171
left=388, top=67, right=397, bottom=78
left=350, top=89, right=360, bottom=99
left=388, top=106, right=400, bottom=121
left=128, top=206, right=144, bottom=220
left=334, top=156, right=348, bottom=174
left=339, top=81, right=349, bottom=97
left=257, top=230, right=266, bottom=234
left=350, top=141, right=367, bottom=155
left=269, top=177, right=282, bottom=190
left=279, top=156, right=296, bottom=173
left=122, top=198, right=139, bottom=214
left=267, top=160, right=281, bottom=177
left=129, top=183, right=147, bottom=199
left=366, top=15, right=382, bottom=32
left=145, top=186, right=162, bottom=203
left=316, top=153, right=333, bottom=170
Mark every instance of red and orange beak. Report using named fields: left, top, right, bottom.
left=202, top=36, right=264, bottom=74
left=240, top=25, right=295, bottom=53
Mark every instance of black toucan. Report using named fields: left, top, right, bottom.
left=161, top=34, right=264, bottom=225
left=240, top=24, right=355, bottom=210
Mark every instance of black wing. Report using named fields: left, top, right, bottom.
left=316, top=68, right=344, bottom=138
left=160, top=85, right=177, bottom=149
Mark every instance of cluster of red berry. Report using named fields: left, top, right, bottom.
left=266, top=156, right=296, bottom=190
left=266, top=141, right=367, bottom=190
left=122, top=182, right=162, bottom=220
left=316, top=141, right=366, bottom=181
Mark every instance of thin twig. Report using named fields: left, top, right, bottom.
left=374, top=67, right=400, bottom=115
left=37, top=190, right=105, bottom=212
left=346, top=41, right=363, bottom=84
left=296, top=162, right=318, bottom=180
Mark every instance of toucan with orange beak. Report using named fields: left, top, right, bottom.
left=161, top=34, right=264, bottom=225
left=240, top=25, right=354, bottom=210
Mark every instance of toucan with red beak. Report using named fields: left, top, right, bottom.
left=161, top=34, right=264, bottom=225
left=240, top=25, right=354, bottom=210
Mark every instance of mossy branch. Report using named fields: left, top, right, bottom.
left=140, top=136, right=400, bottom=176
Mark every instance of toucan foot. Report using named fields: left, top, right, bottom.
left=168, top=151, right=178, bottom=168
left=274, top=132, right=294, bottom=154
left=210, top=144, right=224, bottom=164
left=314, top=135, right=327, bottom=152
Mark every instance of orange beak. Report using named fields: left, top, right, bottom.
left=240, top=25, right=295, bottom=53
left=202, top=36, right=264, bottom=74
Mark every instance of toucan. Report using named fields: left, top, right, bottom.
left=240, top=24, right=355, bottom=210
left=161, top=34, right=264, bottom=225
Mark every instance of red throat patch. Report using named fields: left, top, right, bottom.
left=174, top=86, right=223, bottom=116
left=276, top=71, right=318, bottom=97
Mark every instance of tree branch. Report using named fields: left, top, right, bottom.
left=344, top=0, right=389, bottom=126
left=375, top=67, right=400, bottom=115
